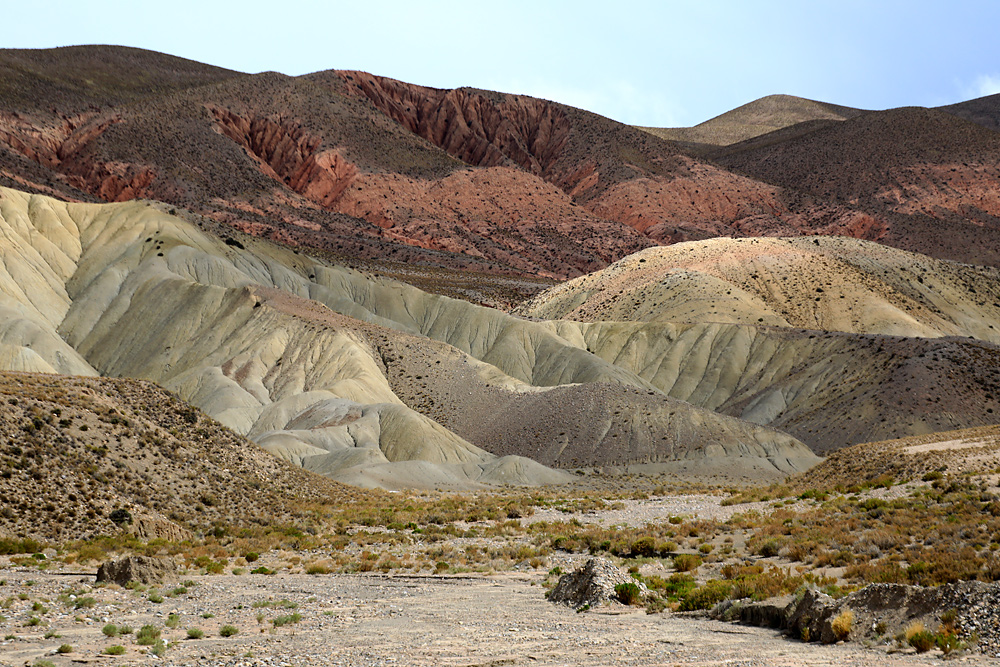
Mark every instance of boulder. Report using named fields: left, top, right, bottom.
left=96, top=555, right=175, bottom=586
left=547, top=558, right=646, bottom=610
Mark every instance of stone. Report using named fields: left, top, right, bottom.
left=547, top=557, right=646, bottom=610
left=96, top=555, right=175, bottom=586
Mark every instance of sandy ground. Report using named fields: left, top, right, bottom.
left=0, top=564, right=993, bottom=667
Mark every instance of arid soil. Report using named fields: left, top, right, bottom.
left=2, top=567, right=985, bottom=667
left=1, top=490, right=993, bottom=667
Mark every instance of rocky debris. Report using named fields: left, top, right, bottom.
left=547, top=557, right=646, bottom=610
left=96, top=555, right=176, bottom=586
left=722, top=581, right=1000, bottom=656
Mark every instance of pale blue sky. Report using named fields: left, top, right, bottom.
left=6, top=0, right=1000, bottom=127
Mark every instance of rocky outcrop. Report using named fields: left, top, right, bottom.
left=726, top=581, right=1000, bottom=654
left=335, top=71, right=571, bottom=178
left=209, top=106, right=358, bottom=207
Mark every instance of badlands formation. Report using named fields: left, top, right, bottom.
left=0, top=187, right=820, bottom=489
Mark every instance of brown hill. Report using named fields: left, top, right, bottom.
left=517, top=237, right=1000, bottom=342
left=789, top=424, right=1000, bottom=492
left=637, top=94, right=864, bottom=147
left=714, top=107, right=1000, bottom=266
left=938, top=92, right=1000, bottom=133
left=0, top=371, right=359, bottom=542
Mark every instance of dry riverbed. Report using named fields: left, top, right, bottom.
left=0, top=561, right=992, bottom=667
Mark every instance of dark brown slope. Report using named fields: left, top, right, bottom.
left=0, top=372, right=360, bottom=542
left=0, top=45, right=240, bottom=202
left=0, top=45, right=242, bottom=112
left=714, top=107, right=1000, bottom=266
left=938, top=92, right=1000, bottom=133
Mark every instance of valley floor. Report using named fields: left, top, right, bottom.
left=0, top=565, right=987, bottom=667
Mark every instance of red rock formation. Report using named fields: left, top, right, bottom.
left=209, top=106, right=359, bottom=207
left=336, top=71, right=571, bottom=178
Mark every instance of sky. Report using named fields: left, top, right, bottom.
left=6, top=0, right=1000, bottom=127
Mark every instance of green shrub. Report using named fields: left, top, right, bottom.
left=103, top=645, right=126, bottom=655
left=673, top=553, right=702, bottom=572
left=272, top=613, right=302, bottom=627
left=187, top=628, right=204, bottom=639
left=165, top=613, right=180, bottom=629
left=56, top=644, right=72, bottom=654
left=614, top=582, right=642, bottom=605
left=661, top=573, right=697, bottom=600
left=102, top=623, right=118, bottom=638
left=136, top=624, right=160, bottom=645
left=909, top=630, right=935, bottom=653
left=756, top=539, right=783, bottom=558
left=219, top=625, right=239, bottom=637
left=629, top=537, right=657, bottom=558
left=148, top=591, right=164, bottom=604
left=678, top=580, right=732, bottom=611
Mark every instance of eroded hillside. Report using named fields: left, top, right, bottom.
left=0, top=187, right=818, bottom=486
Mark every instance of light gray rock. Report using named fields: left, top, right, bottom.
left=547, top=557, right=646, bottom=610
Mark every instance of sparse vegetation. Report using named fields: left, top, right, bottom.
left=136, top=624, right=161, bottom=645
left=614, top=582, right=642, bottom=605
left=830, top=610, right=853, bottom=642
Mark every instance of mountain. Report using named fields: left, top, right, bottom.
left=5, top=46, right=1000, bottom=283
left=713, top=107, right=1000, bottom=266
left=0, top=47, right=653, bottom=282
left=637, top=94, right=864, bottom=147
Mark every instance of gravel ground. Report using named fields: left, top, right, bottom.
left=0, top=565, right=991, bottom=667
left=531, top=494, right=775, bottom=527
